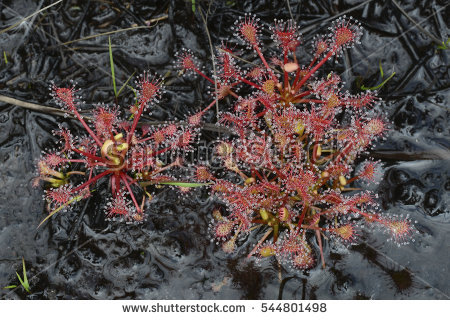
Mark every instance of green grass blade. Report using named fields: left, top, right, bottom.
left=16, top=272, right=23, bottom=284
left=379, top=61, right=384, bottom=78
left=117, top=71, right=136, bottom=97
left=361, top=71, right=396, bottom=91
left=22, top=258, right=28, bottom=287
left=37, top=195, right=82, bottom=229
left=191, top=0, right=196, bottom=12
left=3, top=51, right=7, bottom=64
left=128, top=85, right=138, bottom=99
left=16, top=271, right=30, bottom=293
left=108, top=36, right=117, bottom=97
left=3, top=285, right=17, bottom=289
left=436, top=38, right=449, bottom=50
left=16, top=272, right=26, bottom=289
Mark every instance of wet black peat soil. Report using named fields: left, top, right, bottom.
left=0, top=0, right=448, bottom=299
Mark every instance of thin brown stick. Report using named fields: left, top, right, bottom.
left=392, top=0, right=444, bottom=46
left=369, top=150, right=450, bottom=161
left=0, top=0, right=63, bottom=35
left=298, top=0, right=375, bottom=34
left=0, top=94, right=69, bottom=118
left=48, top=15, right=168, bottom=49
left=217, top=47, right=282, bottom=75
left=247, top=228, right=273, bottom=258
left=199, top=7, right=219, bottom=122
left=286, top=0, right=294, bottom=21
left=0, top=94, right=230, bottom=133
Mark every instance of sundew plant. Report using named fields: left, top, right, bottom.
left=33, top=13, right=417, bottom=271
left=177, top=15, right=416, bottom=269
left=34, top=73, right=201, bottom=224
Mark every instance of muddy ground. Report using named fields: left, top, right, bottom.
left=0, top=0, right=448, bottom=299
